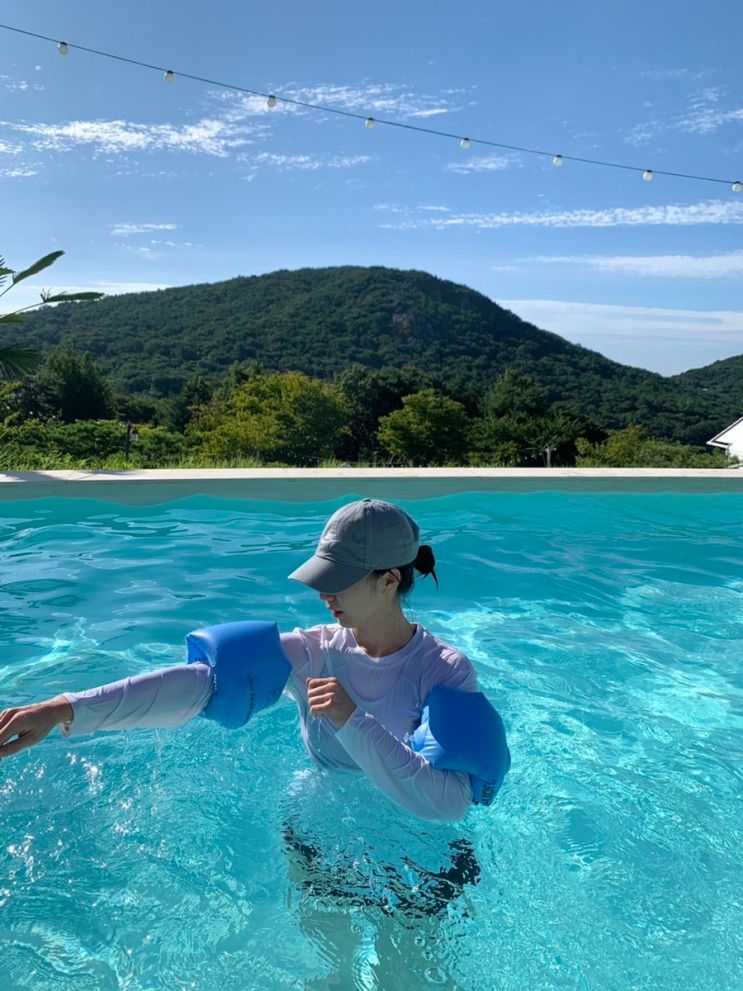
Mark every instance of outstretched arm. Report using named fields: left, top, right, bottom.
left=57, top=662, right=214, bottom=738
left=0, top=628, right=305, bottom=761
left=0, top=663, right=215, bottom=761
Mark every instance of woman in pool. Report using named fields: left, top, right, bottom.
left=0, top=497, right=484, bottom=986
left=0, top=497, right=482, bottom=817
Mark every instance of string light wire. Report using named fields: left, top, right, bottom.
left=1, top=22, right=740, bottom=191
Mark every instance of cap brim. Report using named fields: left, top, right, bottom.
left=287, top=555, right=371, bottom=594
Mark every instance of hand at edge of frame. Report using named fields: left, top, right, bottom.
left=0, top=696, right=72, bottom=761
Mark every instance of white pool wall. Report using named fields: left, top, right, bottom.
left=0, top=468, right=740, bottom=504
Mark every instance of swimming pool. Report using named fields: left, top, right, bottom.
left=1, top=490, right=741, bottom=991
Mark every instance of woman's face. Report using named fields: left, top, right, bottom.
left=319, top=570, right=401, bottom=626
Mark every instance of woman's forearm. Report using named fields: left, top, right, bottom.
left=334, top=708, right=472, bottom=822
left=57, top=663, right=214, bottom=738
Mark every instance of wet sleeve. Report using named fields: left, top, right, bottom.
left=334, top=709, right=473, bottom=822
left=419, top=647, right=479, bottom=700
left=278, top=630, right=310, bottom=704
left=57, top=662, right=215, bottom=739
left=333, top=647, right=480, bottom=822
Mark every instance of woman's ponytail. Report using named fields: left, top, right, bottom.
left=413, top=544, right=439, bottom=590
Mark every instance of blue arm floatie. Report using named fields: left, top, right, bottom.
left=185, top=620, right=291, bottom=729
left=410, top=685, right=511, bottom=806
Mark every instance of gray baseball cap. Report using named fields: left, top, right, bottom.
left=287, top=497, right=421, bottom=594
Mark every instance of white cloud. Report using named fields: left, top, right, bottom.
left=212, top=81, right=472, bottom=123
left=39, top=281, right=173, bottom=295
left=110, top=168, right=182, bottom=178
left=12, top=280, right=174, bottom=311
left=679, top=105, right=743, bottom=135
left=0, top=79, right=471, bottom=178
left=497, top=298, right=743, bottom=374
left=0, top=139, right=24, bottom=155
left=407, top=108, right=451, bottom=118
left=0, top=74, right=45, bottom=93
left=499, top=299, right=743, bottom=340
left=379, top=199, right=743, bottom=231
left=110, top=223, right=179, bottom=237
left=625, top=84, right=743, bottom=144
left=278, top=82, right=466, bottom=119
left=3, top=117, right=264, bottom=157
left=239, top=151, right=373, bottom=172
left=445, top=154, right=515, bottom=174
left=638, top=68, right=690, bottom=79
left=0, top=167, right=37, bottom=178
left=326, top=154, right=373, bottom=168
left=210, top=91, right=300, bottom=118
left=529, top=250, right=743, bottom=278
left=625, top=121, right=663, bottom=146
left=418, top=205, right=450, bottom=212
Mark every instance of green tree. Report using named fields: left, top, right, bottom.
left=376, top=388, right=470, bottom=466
left=23, top=343, right=117, bottom=423
left=481, top=368, right=549, bottom=420
left=333, top=362, right=454, bottom=461
left=186, top=370, right=350, bottom=465
left=115, top=393, right=165, bottom=425
left=576, top=426, right=732, bottom=468
left=469, top=369, right=591, bottom=466
left=469, top=409, right=588, bottom=466
left=157, top=373, right=217, bottom=433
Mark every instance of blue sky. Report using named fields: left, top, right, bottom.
left=2, top=1, right=742, bottom=376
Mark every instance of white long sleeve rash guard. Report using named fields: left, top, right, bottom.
left=58, top=621, right=479, bottom=822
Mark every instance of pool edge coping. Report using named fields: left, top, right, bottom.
left=0, top=467, right=741, bottom=503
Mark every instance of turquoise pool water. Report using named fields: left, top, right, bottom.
left=0, top=491, right=741, bottom=991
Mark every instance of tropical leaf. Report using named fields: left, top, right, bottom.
left=10, top=250, right=65, bottom=286
left=0, top=346, right=44, bottom=380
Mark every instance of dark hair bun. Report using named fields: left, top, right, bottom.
left=414, top=544, right=439, bottom=589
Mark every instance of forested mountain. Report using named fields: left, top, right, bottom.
left=12, top=265, right=739, bottom=445
left=670, top=355, right=743, bottom=417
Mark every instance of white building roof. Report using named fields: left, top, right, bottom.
left=707, top=416, right=743, bottom=453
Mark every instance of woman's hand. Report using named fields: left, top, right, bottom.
left=306, top=677, right=357, bottom=730
left=0, top=696, right=72, bottom=761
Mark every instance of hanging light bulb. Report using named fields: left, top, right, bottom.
left=266, top=94, right=277, bottom=108
left=58, top=41, right=69, bottom=55
left=460, top=137, right=471, bottom=150
left=643, top=170, right=653, bottom=181
left=164, top=70, right=175, bottom=83
left=733, top=181, right=742, bottom=193
left=364, top=117, right=376, bottom=130
left=552, top=154, right=563, bottom=167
